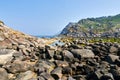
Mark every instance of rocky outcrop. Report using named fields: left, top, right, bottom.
left=60, top=14, right=120, bottom=37
left=0, top=49, right=16, bottom=65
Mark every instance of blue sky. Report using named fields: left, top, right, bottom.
left=0, top=0, right=120, bottom=35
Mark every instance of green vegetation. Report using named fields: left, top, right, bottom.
left=78, top=14, right=120, bottom=33
left=88, top=37, right=120, bottom=43
left=61, top=14, right=120, bottom=37
left=61, top=37, right=120, bottom=45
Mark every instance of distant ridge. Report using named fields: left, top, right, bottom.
left=60, top=14, right=120, bottom=37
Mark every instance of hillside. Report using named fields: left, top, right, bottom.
left=60, top=14, right=120, bottom=37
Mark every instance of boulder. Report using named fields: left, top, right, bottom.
left=0, top=49, right=16, bottom=65
left=0, top=68, right=8, bottom=80
left=62, top=50, right=74, bottom=62
left=15, top=71, right=37, bottom=80
left=54, top=50, right=63, bottom=60
left=54, top=54, right=62, bottom=60
left=35, top=60, right=55, bottom=74
left=62, top=67, right=72, bottom=75
left=13, top=51, right=24, bottom=60
left=55, top=60, right=69, bottom=67
left=100, top=73, right=114, bottom=80
left=71, top=49, right=95, bottom=59
left=40, top=72, right=54, bottom=80
left=106, top=54, right=119, bottom=63
left=73, top=75, right=86, bottom=80
left=109, top=46, right=118, bottom=53
left=87, top=70, right=103, bottom=80
left=51, top=67, right=62, bottom=79
left=110, top=69, right=120, bottom=80
left=4, top=60, right=33, bottom=73
left=46, top=49, right=55, bottom=59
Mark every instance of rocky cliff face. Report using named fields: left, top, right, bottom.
left=60, top=14, right=120, bottom=37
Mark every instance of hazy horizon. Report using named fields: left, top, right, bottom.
left=0, top=0, right=120, bottom=35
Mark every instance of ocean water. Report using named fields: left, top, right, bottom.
left=35, top=35, right=55, bottom=38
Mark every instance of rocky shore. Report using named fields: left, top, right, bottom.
left=0, top=22, right=120, bottom=80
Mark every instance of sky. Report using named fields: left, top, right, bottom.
left=0, top=0, right=120, bottom=36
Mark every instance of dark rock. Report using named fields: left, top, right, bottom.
left=106, top=54, right=119, bottom=63
left=73, top=75, right=86, bottom=80
left=54, top=54, right=62, bottom=60
left=40, top=53, right=46, bottom=59
left=70, top=64, right=77, bottom=74
left=46, top=49, right=55, bottom=59
left=40, top=72, right=54, bottom=80
left=115, top=59, right=120, bottom=66
left=100, top=73, right=114, bottom=80
left=71, top=49, right=95, bottom=59
left=117, top=48, right=120, bottom=56
left=86, top=59, right=98, bottom=66
left=110, top=69, right=120, bottom=80
left=62, top=67, right=72, bottom=75
left=87, top=70, right=103, bottom=80
left=62, top=50, right=74, bottom=62
left=92, top=47, right=101, bottom=55
left=83, top=65, right=94, bottom=74
left=54, top=50, right=63, bottom=60
left=51, top=67, right=62, bottom=79
left=0, top=68, right=8, bottom=80
left=35, top=60, right=55, bottom=74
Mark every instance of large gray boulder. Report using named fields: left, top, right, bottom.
left=71, top=49, right=95, bottom=59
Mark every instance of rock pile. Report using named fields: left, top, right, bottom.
left=31, top=41, right=120, bottom=80
left=0, top=23, right=120, bottom=80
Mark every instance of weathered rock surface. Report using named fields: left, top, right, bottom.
left=51, top=67, right=62, bottom=79
left=0, top=68, right=8, bottom=80
left=0, top=22, right=120, bottom=80
left=71, top=49, right=95, bottom=59
left=15, top=71, right=37, bottom=80
left=0, top=49, right=16, bottom=65
left=4, top=60, right=33, bottom=73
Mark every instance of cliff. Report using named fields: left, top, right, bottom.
left=60, top=14, right=120, bottom=37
